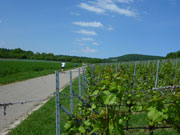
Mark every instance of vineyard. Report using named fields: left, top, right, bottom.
left=64, top=60, right=180, bottom=135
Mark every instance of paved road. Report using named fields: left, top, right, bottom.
left=0, top=68, right=80, bottom=132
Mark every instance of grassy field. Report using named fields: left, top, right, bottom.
left=8, top=78, right=81, bottom=135
left=0, top=59, right=81, bottom=85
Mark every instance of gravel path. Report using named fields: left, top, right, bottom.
left=0, top=68, right=80, bottom=133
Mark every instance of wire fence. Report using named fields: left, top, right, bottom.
left=54, top=61, right=180, bottom=135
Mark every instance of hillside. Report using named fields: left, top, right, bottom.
left=166, top=50, right=180, bottom=59
left=103, top=54, right=163, bottom=62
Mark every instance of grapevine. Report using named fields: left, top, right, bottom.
left=65, top=60, right=180, bottom=135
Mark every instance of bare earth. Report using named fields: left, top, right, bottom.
left=0, top=68, right=79, bottom=133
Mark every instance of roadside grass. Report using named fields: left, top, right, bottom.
left=0, top=59, right=81, bottom=85
left=8, top=77, right=80, bottom=135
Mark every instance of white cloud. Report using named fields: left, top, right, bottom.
left=76, top=37, right=100, bottom=46
left=93, top=42, right=99, bottom=46
left=73, top=21, right=103, bottom=27
left=79, top=3, right=104, bottom=14
left=107, top=25, right=113, bottom=31
left=81, top=37, right=94, bottom=41
left=78, top=0, right=137, bottom=17
left=116, top=0, right=134, bottom=3
left=70, top=12, right=80, bottom=16
left=75, top=29, right=97, bottom=36
left=95, top=0, right=136, bottom=17
left=81, top=47, right=97, bottom=53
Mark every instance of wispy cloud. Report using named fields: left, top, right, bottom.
left=116, top=0, right=134, bottom=3
left=70, top=12, right=80, bottom=16
left=79, top=3, right=104, bottom=14
left=76, top=37, right=100, bottom=46
left=73, top=21, right=103, bottom=27
left=93, top=42, right=99, bottom=46
left=78, top=0, right=137, bottom=17
left=81, top=37, right=94, bottom=41
left=169, top=0, right=176, bottom=5
left=81, top=47, right=97, bottom=53
left=75, top=29, right=97, bottom=36
left=107, top=25, right=113, bottom=31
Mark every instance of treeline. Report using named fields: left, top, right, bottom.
left=0, top=48, right=102, bottom=63
left=166, top=50, right=180, bottom=59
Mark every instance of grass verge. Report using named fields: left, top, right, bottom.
left=8, top=77, right=80, bottom=135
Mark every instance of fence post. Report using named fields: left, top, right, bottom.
left=78, top=68, right=82, bottom=114
left=132, top=61, right=137, bottom=88
left=82, top=68, right=85, bottom=95
left=84, top=68, right=87, bottom=90
left=55, top=71, right=60, bottom=135
left=155, top=61, right=160, bottom=88
left=175, top=59, right=178, bottom=80
left=70, top=71, right=73, bottom=113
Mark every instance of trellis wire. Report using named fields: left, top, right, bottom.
left=0, top=99, right=47, bottom=116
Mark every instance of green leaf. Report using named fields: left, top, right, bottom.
left=84, top=120, right=91, bottom=126
left=91, top=104, right=96, bottom=109
left=104, top=94, right=117, bottom=105
left=78, top=126, right=86, bottom=133
left=64, top=121, right=73, bottom=130
left=119, top=119, right=123, bottom=124
left=92, top=90, right=99, bottom=96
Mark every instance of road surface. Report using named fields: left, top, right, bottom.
left=0, top=68, right=80, bottom=133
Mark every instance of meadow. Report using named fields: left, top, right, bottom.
left=0, top=59, right=81, bottom=85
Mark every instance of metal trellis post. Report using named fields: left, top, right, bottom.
left=132, top=61, right=137, bottom=88
left=78, top=68, right=81, bottom=98
left=155, top=61, right=160, bottom=89
left=70, top=71, right=73, bottom=113
left=55, top=71, right=60, bottom=135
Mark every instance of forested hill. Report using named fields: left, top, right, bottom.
left=0, top=48, right=101, bottom=63
left=166, top=50, right=180, bottom=59
left=102, top=54, right=163, bottom=62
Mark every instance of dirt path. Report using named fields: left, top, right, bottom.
left=0, top=68, right=80, bottom=133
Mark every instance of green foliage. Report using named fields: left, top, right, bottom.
left=166, top=50, right=180, bottom=59
left=66, top=60, right=180, bottom=134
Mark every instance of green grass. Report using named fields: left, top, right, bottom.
left=0, top=59, right=81, bottom=85
left=8, top=78, right=81, bottom=135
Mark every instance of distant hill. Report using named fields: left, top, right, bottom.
left=166, top=50, right=180, bottom=59
left=103, top=54, right=164, bottom=62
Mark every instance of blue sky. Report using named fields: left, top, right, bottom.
left=0, top=0, right=179, bottom=58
